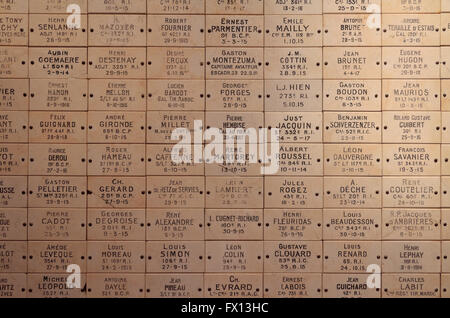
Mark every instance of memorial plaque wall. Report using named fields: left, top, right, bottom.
left=1, top=0, right=450, bottom=299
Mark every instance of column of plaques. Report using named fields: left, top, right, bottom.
left=26, top=0, right=88, bottom=298
left=263, top=0, right=323, bottom=298
left=86, top=0, right=147, bottom=298
left=0, top=0, right=28, bottom=298
left=442, top=0, right=450, bottom=299
left=381, top=0, right=442, bottom=298
left=203, top=0, right=264, bottom=298
left=146, top=0, right=206, bottom=298
left=322, top=0, right=383, bottom=298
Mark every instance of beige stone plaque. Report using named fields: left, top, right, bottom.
left=324, top=241, right=381, bottom=273
left=383, top=144, right=440, bottom=176
left=147, top=0, right=205, bottom=14
left=0, top=47, right=28, bottom=78
left=443, top=47, right=450, bottom=78
left=264, top=273, right=322, bottom=298
left=28, top=274, right=86, bottom=298
left=206, top=0, right=263, bottom=14
left=323, top=274, right=381, bottom=298
left=0, top=144, right=27, bottom=175
left=206, top=15, right=262, bottom=47
left=28, top=241, right=86, bottom=273
left=205, top=209, right=262, bottom=240
left=89, top=15, right=146, bottom=47
left=323, top=112, right=382, bottom=143
left=443, top=209, right=450, bottom=239
left=147, top=176, right=205, bottom=208
left=29, top=14, right=87, bottom=46
left=29, top=144, right=86, bottom=176
left=28, top=176, right=86, bottom=208
left=276, top=143, right=323, bottom=176
left=382, top=0, right=441, bottom=13
left=382, top=241, right=441, bottom=273
left=265, top=48, right=322, bottom=79
left=149, top=47, right=205, bottom=79
left=87, top=241, right=145, bottom=273
left=88, top=112, right=145, bottom=144
left=265, top=80, right=322, bottom=112
left=0, top=14, right=27, bottom=46
left=383, top=177, right=441, bottom=208
left=29, top=48, right=87, bottom=78
left=443, top=176, right=450, bottom=207
left=149, top=80, right=205, bottom=111
left=206, top=80, right=263, bottom=112
left=0, top=0, right=28, bottom=13
left=0, top=176, right=27, bottom=208
left=382, top=47, right=440, bottom=79
left=383, top=209, right=441, bottom=240
left=146, top=274, right=204, bottom=298
left=444, top=0, right=450, bottom=12
left=323, top=0, right=381, bottom=12
left=324, top=177, right=382, bottom=208
left=87, top=209, right=145, bottom=241
left=442, top=274, right=450, bottom=298
left=382, top=80, right=441, bottom=111
left=0, top=274, right=26, bottom=298
left=206, top=47, right=263, bottom=79
left=147, top=241, right=204, bottom=273
left=265, top=15, right=322, bottom=47
left=324, top=14, right=380, bottom=46
left=0, top=208, right=26, bottom=240
left=30, top=79, right=88, bottom=111
left=89, top=0, right=147, bottom=13
left=206, top=241, right=263, bottom=273
left=382, top=274, right=440, bottom=298
left=87, top=144, right=145, bottom=176
left=264, top=240, right=322, bottom=273
left=87, top=274, right=144, bottom=298
left=0, top=241, right=26, bottom=272
left=147, top=209, right=204, bottom=241
left=88, top=47, right=146, bottom=79
left=323, top=209, right=381, bottom=241
left=0, top=79, right=28, bottom=111
left=383, top=111, right=441, bottom=143
left=265, top=0, right=322, bottom=14
left=0, top=111, right=27, bottom=143
left=204, top=274, right=262, bottom=298
left=30, top=0, right=87, bottom=13
left=324, top=144, right=382, bottom=176
left=443, top=145, right=450, bottom=174
left=444, top=112, right=450, bottom=143
left=266, top=112, right=323, bottom=143
left=28, top=208, right=86, bottom=241
left=265, top=177, right=323, bottom=209
left=382, top=14, right=440, bottom=46
left=324, top=47, right=381, bottom=79
left=88, top=177, right=145, bottom=209
left=206, top=177, right=263, bottom=209
left=264, top=209, right=322, bottom=241
left=443, top=80, right=450, bottom=110
left=146, top=144, right=204, bottom=176
left=89, top=79, right=146, bottom=111
left=147, top=111, right=203, bottom=144
left=442, top=242, right=450, bottom=272
left=323, top=80, right=381, bottom=112
left=29, top=111, right=86, bottom=144
left=205, top=112, right=263, bottom=141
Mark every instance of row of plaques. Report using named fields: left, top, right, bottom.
left=1, top=47, right=450, bottom=79
left=2, top=240, right=450, bottom=274
left=1, top=13, right=450, bottom=47
left=3, top=208, right=450, bottom=241
left=1, top=272, right=449, bottom=298
left=1, top=0, right=449, bottom=14
left=1, top=79, right=450, bottom=112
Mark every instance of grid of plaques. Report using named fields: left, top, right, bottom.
left=0, top=0, right=450, bottom=298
